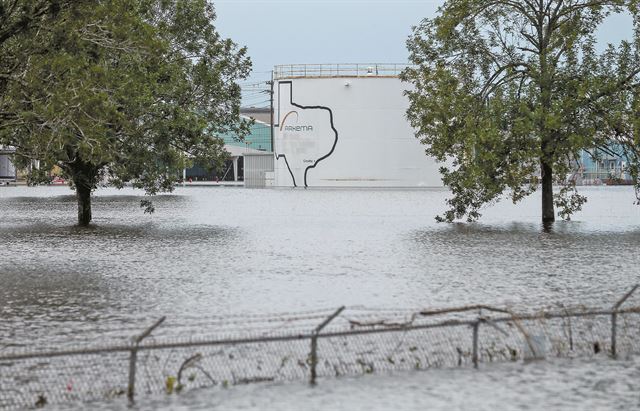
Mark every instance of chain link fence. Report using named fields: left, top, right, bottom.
left=2, top=286, right=640, bottom=410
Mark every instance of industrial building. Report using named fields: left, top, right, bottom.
left=572, top=146, right=633, bottom=185
left=0, top=65, right=460, bottom=188
left=184, top=112, right=271, bottom=184
left=271, top=63, right=443, bottom=188
left=266, top=63, right=635, bottom=189
left=5, top=64, right=629, bottom=189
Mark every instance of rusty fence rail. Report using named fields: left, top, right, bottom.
left=1, top=286, right=640, bottom=410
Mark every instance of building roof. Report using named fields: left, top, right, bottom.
left=217, top=116, right=272, bottom=152
left=224, top=144, right=271, bottom=157
left=241, top=107, right=271, bottom=124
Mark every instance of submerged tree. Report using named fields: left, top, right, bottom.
left=0, top=0, right=250, bottom=225
left=403, top=0, right=640, bottom=224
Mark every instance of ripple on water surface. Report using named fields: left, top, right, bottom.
left=58, top=356, right=640, bottom=411
left=1, top=186, right=640, bottom=346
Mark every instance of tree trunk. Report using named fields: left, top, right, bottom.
left=541, top=159, right=555, bottom=224
left=75, top=177, right=92, bottom=226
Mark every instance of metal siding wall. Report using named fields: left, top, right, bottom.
left=0, top=154, right=16, bottom=179
left=244, top=154, right=274, bottom=188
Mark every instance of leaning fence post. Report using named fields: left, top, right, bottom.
left=611, top=285, right=638, bottom=358
left=127, top=317, right=166, bottom=403
left=309, top=307, right=345, bottom=386
left=472, top=320, right=480, bottom=369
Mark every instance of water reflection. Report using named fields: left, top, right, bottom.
left=408, top=222, right=640, bottom=308
left=1, top=190, right=241, bottom=346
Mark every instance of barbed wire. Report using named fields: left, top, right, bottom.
left=2, top=288, right=640, bottom=410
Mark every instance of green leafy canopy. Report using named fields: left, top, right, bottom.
left=402, top=0, right=640, bottom=223
left=0, top=0, right=251, bottom=223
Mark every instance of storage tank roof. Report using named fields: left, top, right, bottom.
left=273, top=63, right=409, bottom=80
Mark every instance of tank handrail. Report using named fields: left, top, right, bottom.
left=273, top=63, right=411, bottom=80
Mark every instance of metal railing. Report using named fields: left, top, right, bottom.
left=273, top=63, right=410, bottom=80
left=574, top=170, right=634, bottom=185
left=1, top=285, right=640, bottom=410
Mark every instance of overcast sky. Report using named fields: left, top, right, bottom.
left=213, top=0, right=634, bottom=106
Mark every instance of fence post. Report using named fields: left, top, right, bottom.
left=127, top=348, right=138, bottom=402
left=309, top=307, right=345, bottom=386
left=611, top=285, right=638, bottom=358
left=472, top=320, right=480, bottom=369
left=127, top=317, right=166, bottom=403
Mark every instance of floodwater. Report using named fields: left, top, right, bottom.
left=80, top=356, right=639, bottom=411
left=1, top=185, right=640, bottom=409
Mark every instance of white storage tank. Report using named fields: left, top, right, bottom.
left=272, top=64, right=443, bottom=188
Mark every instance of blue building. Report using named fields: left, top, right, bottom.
left=574, top=146, right=633, bottom=185
left=220, top=118, right=271, bottom=153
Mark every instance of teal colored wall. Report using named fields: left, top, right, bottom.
left=220, top=121, right=272, bottom=152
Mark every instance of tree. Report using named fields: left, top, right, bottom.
left=403, top=0, right=640, bottom=224
left=1, top=1, right=83, bottom=109
left=0, top=0, right=250, bottom=225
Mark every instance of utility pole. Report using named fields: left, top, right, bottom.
left=269, top=70, right=274, bottom=153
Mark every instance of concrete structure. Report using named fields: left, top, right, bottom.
left=0, top=146, right=16, bottom=181
left=272, top=63, right=443, bottom=188
left=244, top=152, right=275, bottom=188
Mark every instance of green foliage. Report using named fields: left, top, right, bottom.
left=403, top=0, right=640, bottom=222
left=0, top=0, right=251, bottom=223
left=0, top=1, right=78, bottom=102
left=165, top=375, right=176, bottom=394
